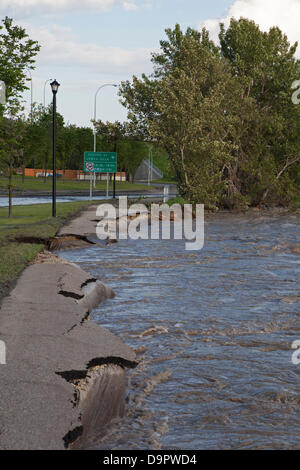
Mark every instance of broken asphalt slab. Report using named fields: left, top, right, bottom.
left=0, top=261, right=137, bottom=450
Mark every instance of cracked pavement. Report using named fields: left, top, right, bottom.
left=0, top=261, right=137, bottom=449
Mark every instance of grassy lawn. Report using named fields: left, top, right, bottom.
left=152, top=178, right=178, bottom=184
left=0, top=201, right=95, bottom=302
left=0, top=175, right=153, bottom=193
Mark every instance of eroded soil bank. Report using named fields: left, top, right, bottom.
left=0, top=232, right=137, bottom=449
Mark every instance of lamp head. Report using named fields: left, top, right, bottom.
left=50, top=79, right=60, bottom=94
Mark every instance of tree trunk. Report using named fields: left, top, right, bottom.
left=43, top=159, right=47, bottom=183
left=180, top=146, right=189, bottom=186
left=8, top=159, right=13, bottom=218
left=257, top=156, right=300, bottom=208
left=8, top=119, right=14, bottom=218
left=43, top=148, right=49, bottom=183
left=20, top=149, right=25, bottom=184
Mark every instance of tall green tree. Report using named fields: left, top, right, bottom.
left=0, top=17, right=40, bottom=109
left=120, top=21, right=300, bottom=208
left=220, top=18, right=300, bottom=206
left=0, top=116, right=25, bottom=216
left=0, top=16, right=40, bottom=216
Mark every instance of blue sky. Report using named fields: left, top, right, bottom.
left=1, top=0, right=298, bottom=127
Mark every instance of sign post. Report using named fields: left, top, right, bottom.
left=84, top=151, right=117, bottom=200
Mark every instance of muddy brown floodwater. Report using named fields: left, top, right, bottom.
left=60, top=210, right=300, bottom=450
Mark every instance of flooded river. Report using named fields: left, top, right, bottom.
left=0, top=194, right=168, bottom=207
left=60, top=210, right=300, bottom=450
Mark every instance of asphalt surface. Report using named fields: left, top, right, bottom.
left=0, top=259, right=137, bottom=449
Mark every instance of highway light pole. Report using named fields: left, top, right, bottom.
left=50, top=80, right=60, bottom=217
left=26, top=68, right=33, bottom=122
left=44, top=78, right=53, bottom=108
left=93, top=83, right=117, bottom=199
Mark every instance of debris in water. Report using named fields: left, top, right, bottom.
left=139, top=325, right=168, bottom=337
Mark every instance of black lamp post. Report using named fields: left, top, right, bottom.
left=113, top=141, right=117, bottom=199
left=50, top=79, right=60, bottom=217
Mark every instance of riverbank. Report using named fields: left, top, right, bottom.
left=0, top=204, right=138, bottom=450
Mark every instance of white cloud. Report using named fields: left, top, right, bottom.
left=24, top=23, right=153, bottom=75
left=123, top=1, right=138, bottom=11
left=202, top=0, right=300, bottom=57
left=0, top=0, right=140, bottom=16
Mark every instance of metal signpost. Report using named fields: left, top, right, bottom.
left=163, top=185, right=169, bottom=203
left=84, top=151, right=117, bottom=200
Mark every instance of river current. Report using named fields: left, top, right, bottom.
left=60, top=210, right=300, bottom=450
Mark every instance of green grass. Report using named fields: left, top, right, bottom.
left=0, top=201, right=95, bottom=301
left=152, top=178, right=178, bottom=184
left=0, top=175, right=153, bottom=193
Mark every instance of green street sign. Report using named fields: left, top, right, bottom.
left=84, top=151, right=117, bottom=173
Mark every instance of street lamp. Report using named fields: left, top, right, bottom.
left=92, top=83, right=117, bottom=199
left=50, top=79, right=60, bottom=217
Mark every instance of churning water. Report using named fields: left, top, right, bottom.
left=0, top=194, right=166, bottom=207
left=60, top=210, right=300, bottom=450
